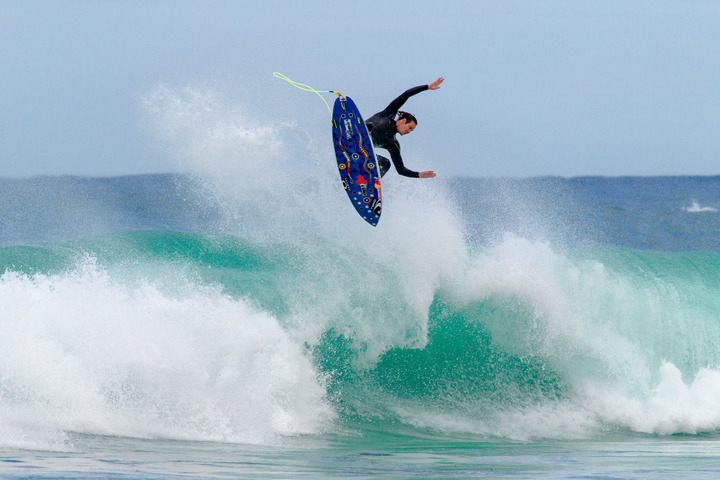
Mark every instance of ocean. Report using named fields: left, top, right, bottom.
left=2, top=172, right=720, bottom=479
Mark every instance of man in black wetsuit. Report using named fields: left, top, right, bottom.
left=366, top=77, right=444, bottom=179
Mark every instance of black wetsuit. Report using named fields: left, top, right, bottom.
left=366, top=84, right=429, bottom=178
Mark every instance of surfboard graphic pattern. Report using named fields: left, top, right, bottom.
left=331, top=96, right=382, bottom=226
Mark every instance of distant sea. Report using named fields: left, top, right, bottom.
left=2, top=174, right=720, bottom=479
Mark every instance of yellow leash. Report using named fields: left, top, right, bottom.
left=273, top=72, right=341, bottom=115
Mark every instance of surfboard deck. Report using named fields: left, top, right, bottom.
left=331, top=96, right=382, bottom=226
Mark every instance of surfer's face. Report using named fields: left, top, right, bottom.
left=396, top=119, right=417, bottom=136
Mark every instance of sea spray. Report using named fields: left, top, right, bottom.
left=141, top=83, right=333, bottom=235
left=141, top=83, right=469, bottom=362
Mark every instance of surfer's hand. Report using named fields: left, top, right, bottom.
left=428, top=77, right=444, bottom=90
left=419, top=171, right=436, bottom=178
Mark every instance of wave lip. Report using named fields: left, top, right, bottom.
left=329, top=235, right=720, bottom=440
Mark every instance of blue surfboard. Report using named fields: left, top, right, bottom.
left=331, top=96, right=382, bottom=226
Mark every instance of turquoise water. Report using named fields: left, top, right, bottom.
left=2, top=174, right=720, bottom=478
left=4, top=432, right=720, bottom=478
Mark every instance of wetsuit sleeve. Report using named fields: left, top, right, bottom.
left=387, top=141, right=420, bottom=178
left=379, top=84, right=430, bottom=117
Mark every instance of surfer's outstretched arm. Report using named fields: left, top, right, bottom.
left=381, top=85, right=428, bottom=117
left=381, top=77, right=443, bottom=116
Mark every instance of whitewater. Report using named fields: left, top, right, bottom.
left=2, top=86, right=720, bottom=478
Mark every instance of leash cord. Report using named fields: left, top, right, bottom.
left=273, top=72, right=340, bottom=115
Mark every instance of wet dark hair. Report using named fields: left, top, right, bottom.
left=397, top=111, right=417, bottom=125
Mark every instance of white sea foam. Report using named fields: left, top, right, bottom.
left=587, top=362, right=720, bottom=435
left=683, top=200, right=718, bottom=212
left=0, top=258, right=334, bottom=450
left=445, top=234, right=720, bottom=437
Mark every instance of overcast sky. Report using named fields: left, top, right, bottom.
left=2, top=0, right=719, bottom=178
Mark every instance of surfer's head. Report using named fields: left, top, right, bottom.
left=396, top=111, right=417, bottom=135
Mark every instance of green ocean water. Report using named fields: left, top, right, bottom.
left=3, top=175, right=720, bottom=478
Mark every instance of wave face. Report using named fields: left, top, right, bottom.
left=2, top=228, right=720, bottom=447
left=3, top=86, right=720, bottom=448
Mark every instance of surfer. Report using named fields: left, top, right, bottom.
left=366, top=77, right=444, bottom=179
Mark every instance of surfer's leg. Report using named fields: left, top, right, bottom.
left=377, top=155, right=391, bottom=178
